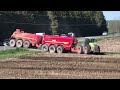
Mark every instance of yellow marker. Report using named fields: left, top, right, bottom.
left=64, top=42, right=69, bottom=44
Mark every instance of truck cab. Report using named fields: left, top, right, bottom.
left=68, top=32, right=75, bottom=37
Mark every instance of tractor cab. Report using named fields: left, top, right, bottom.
left=84, top=37, right=96, bottom=45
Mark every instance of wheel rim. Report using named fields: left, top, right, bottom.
left=50, top=47, right=55, bottom=52
left=43, top=46, right=47, bottom=50
left=58, top=48, right=62, bottom=51
left=16, top=40, right=22, bottom=48
left=50, top=47, right=54, bottom=51
left=42, top=45, right=48, bottom=52
left=24, top=42, right=29, bottom=48
left=10, top=40, right=15, bottom=47
left=57, top=46, right=63, bottom=53
left=49, top=45, right=56, bottom=53
left=25, top=42, right=28, bottom=46
left=58, top=48, right=62, bottom=52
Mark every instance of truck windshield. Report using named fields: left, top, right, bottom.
left=68, top=33, right=75, bottom=37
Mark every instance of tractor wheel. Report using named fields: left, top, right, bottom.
left=94, top=45, right=100, bottom=54
left=9, top=39, right=16, bottom=47
left=49, top=45, right=56, bottom=53
left=77, top=45, right=83, bottom=54
left=84, top=45, right=91, bottom=54
left=23, top=40, right=31, bottom=48
left=41, top=44, right=49, bottom=52
left=57, top=45, right=64, bottom=53
left=16, top=40, right=23, bottom=48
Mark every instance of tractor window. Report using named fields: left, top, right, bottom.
left=91, top=38, right=94, bottom=42
left=85, top=38, right=90, bottom=45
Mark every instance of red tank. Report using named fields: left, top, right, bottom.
left=10, top=29, right=42, bottom=48
left=42, top=35, right=77, bottom=51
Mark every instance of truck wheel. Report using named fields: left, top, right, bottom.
left=41, top=44, right=49, bottom=52
left=16, top=40, right=23, bottom=48
left=77, top=45, right=83, bottom=54
left=49, top=45, right=56, bottom=53
left=57, top=46, right=64, bottom=53
left=84, top=45, right=91, bottom=54
left=23, top=40, right=31, bottom=48
left=94, top=45, right=100, bottom=53
left=9, top=39, right=16, bottom=47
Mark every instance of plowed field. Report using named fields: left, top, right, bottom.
left=0, top=53, right=119, bottom=79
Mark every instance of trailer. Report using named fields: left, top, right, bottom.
left=9, top=29, right=100, bottom=54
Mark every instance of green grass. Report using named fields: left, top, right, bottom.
left=0, top=48, right=32, bottom=59
left=105, top=52, right=120, bottom=55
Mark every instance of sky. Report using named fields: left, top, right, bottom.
left=103, top=11, right=120, bottom=20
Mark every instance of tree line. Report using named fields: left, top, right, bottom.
left=107, top=20, right=120, bottom=34
left=0, top=11, right=108, bottom=41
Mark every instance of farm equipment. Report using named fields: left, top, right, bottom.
left=83, top=37, right=100, bottom=54
left=9, top=29, right=100, bottom=54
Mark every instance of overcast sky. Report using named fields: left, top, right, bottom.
left=103, top=11, right=120, bottom=20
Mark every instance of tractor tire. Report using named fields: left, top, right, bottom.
left=49, top=45, right=56, bottom=53
left=83, top=45, right=91, bottom=54
left=77, top=45, right=83, bottom=54
left=57, top=45, right=64, bottom=53
left=16, top=40, right=23, bottom=48
left=41, top=44, right=49, bottom=52
left=23, top=40, right=31, bottom=48
left=9, top=39, right=16, bottom=47
left=94, top=45, right=100, bottom=54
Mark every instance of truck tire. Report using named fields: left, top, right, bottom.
left=57, top=46, right=64, bottom=53
left=49, top=45, right=56, bottom=53
left=9, top=39, right=16, bottom=47
left=16, top=40, right=23, bottom=48
left=77, top=45, right=83, bottom=54
left=23, top=40, right=31, bottom=48
left=84, top=45, right=91, bottom=54
left=41, top=44, right=49, bottom=52
left=94, top=45, right=100, bottom=54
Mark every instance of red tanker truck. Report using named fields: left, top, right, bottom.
left=9, top=29, right=83, bottom=54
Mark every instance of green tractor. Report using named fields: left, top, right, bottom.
left=83, top=37, right=100, bottom=54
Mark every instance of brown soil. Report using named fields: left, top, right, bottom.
left=98, top=37, right=120, bottom=52
left=0, top=53, right=120, bottom=79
